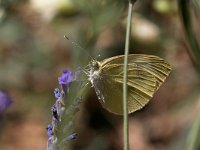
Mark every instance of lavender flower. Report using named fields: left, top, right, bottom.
left=47, top=69, right=82, bottom=150
left=58, top=70, right=73, bottom=91
left=47, top=124, right=54, bottom=137
left=47, top=136, right=56, bottom=150
left=47, top=137, right=53, bottom=150
left=0, top=91, right=12, bottom=113
left=54, top=88, right=61, bottom=99
left=52, top=105, right=58, bottom=120
left=66, top=132, right=77, bottom=141
left=61, top=132, right=78, bottom=144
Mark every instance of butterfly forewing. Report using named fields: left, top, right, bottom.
left=92, top=54, right=171, bottom=115
left=101, top=54, right=171, bottom=86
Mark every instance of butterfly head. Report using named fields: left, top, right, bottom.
left=88, top=59, right=101, bottom=84
left=90, top=59, right=100, bottom=72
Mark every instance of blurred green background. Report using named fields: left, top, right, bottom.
left=0, top=0, right=200, bottom=150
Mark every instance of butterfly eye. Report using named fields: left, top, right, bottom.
left=91, top=60, right=100, bottom=70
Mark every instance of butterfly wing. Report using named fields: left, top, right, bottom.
left=101, top=54, right=171, bottom=86
left=93, top=54, right=171, bottom=115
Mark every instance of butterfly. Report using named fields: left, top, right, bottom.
left=86, top=54, right=171, bottom=115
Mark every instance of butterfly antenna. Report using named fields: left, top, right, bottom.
left=97, top=54, right=101, bottom=59
left=64, top=35, right=95, bottom=61
left=80, top=66, right=90, bottom=76
left=83, top=81, right=90, bottom=88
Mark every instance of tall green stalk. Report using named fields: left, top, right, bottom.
left=123, top=0, right=137, bottom=149
left=178, top=0, right=200, bottom=71
left=185, top=111, right=200, bottom=150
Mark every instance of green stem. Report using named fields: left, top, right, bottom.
left=185, top=112, right=200, bottom=150
left=123, top=1, right=135, bottom=150
left=178, top=0, right=200, bottom=72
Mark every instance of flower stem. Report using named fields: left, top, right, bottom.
left=178, top=0, right=200, bottom=72
left=185, top=111, right=200, bottom=150
left=123, top=0, right=137, bottom=150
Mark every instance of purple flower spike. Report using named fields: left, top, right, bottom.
left=47, top=136, right=54, bottom=150
left=47, top=124, right=54, bottom=137
left=61, top=132, right=77, bottom=144
left=58, top=70, right=73, bottom=85
left=52, top=104, right=58, bottom=120
left=52, top=117, right=59, bottom=126
left=58, top=70, right=73, bottom=91
left=47, top=69, right=81, bottom=148
left=66, top=132, right=77, bottom=141
left=0, top=91, right=12, bottom=113
left=54, top=88, right=61, bottom=99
